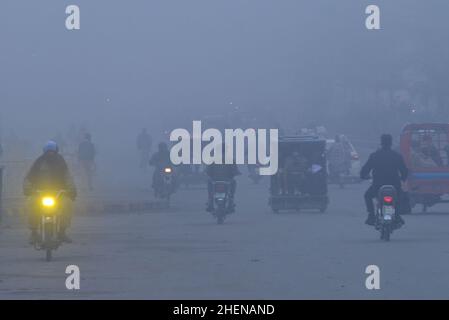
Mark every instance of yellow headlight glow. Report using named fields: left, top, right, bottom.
left=42, top=197, right=56, bottom=208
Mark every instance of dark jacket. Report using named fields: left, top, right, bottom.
left=360, top=147, right=408, bottom=187
left=149, top=150, right=171, bottom=170
left=24, top=152, right=77, bottom=197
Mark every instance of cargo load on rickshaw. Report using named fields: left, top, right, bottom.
left=400, top=123, right=449, bottom=212
left=269, top=136, right=329, bottom=213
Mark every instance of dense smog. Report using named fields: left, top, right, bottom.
left=1, top=0, right=449, bottom=301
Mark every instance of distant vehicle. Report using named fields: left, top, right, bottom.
left=326, top=135, right=361, bottom=184
left=400, top=123, right=449, bottom=213
left=154, top=166, right=176, bottom=204
left=32, top=190, right=67, bottom=262
left=211, top=180, right=233, bottom=224
left=269, top=135, right=329, bottom=213
left=374, top=185, right=401, bottom=241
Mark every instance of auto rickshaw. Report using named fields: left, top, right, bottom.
left=400, top=123, right=449, bottom=212
left=269, top=135, right=329, bottom=213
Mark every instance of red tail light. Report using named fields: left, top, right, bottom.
left=383, top=196, right=393, bottom=204
left=215, top=184, right=227, bottom=193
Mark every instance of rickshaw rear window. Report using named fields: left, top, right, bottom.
left=409, top=129, right=449, bottom=169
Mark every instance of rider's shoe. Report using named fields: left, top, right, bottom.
left=365, top=214, right=376, bottom=226
left=58, top=231, right=73, bottom=244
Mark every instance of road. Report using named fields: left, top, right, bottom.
left=1, top=176, right=449, bottom=299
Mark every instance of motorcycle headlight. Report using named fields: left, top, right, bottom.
left=42, top=197, right=56, bottom=208
left=164, top=167, right=172, bottom=173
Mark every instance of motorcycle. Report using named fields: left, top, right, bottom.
left=154, top=167, right=176, bottom=203
left=33, top=190, right=66, bottom=261
left=211, top=180, right=233, bottom=224
left=375, top=185, right=398, bottom=241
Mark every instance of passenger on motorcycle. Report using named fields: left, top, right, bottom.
left=23, top=141, right=77, bottom=244
left=206, top=145, right=241, bottom=213
left=360, top=134, right=408, bottom=226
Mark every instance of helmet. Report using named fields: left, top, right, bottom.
left=43, top=140, right=59, bottom=153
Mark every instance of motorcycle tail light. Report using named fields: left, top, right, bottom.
left=383, top=196, right=393, bottom=204
left=215, top=184, right=227, bottom=192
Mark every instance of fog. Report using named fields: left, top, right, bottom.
left=3, top=0, right=449, bottom=300
left=1, top=0, right=449, bottom=183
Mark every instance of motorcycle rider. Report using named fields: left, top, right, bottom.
left=360, top=134, right=408, bottom=226
left=149, top=142, right=173, bottom=195
left=137, top=128, right=153, bottom=170
left=78, top=133, right=96, bottom=191
left=23, top=141, right=77, bottom=244
left=206, top=144, right=241, bottom=212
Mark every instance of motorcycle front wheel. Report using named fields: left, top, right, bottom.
left=42, top=221, right=55, bottom=262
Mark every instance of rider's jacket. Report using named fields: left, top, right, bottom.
left=149, top=150, right=171, bottom=171
left=24, top=152, right=77, bottom=198
left=360, top=147, right=408, bottom=187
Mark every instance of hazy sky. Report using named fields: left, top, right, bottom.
left=1, top=0, right=449, bottom=143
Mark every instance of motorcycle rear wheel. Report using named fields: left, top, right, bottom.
left=381, top=225, right=391, bottom=241
left=216, top=208, right=226, bottom=224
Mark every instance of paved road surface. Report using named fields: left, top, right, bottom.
left=1, top=177, right=449, bottom=299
